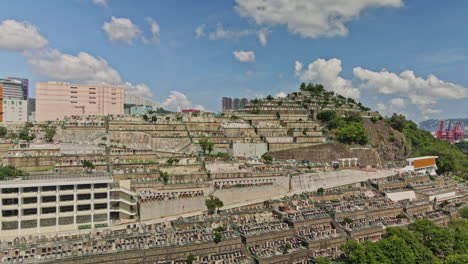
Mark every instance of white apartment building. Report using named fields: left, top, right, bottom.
left=2, top=98, right=28, bottom=122
left=0, top=174, right=127, bottom=238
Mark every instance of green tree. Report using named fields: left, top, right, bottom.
left=266, top=95, right=273, bottom=101
left=199, top=137, right=214, bottom=155
left=81, top=161, right=95, bottom=172
left=344, top=112, right=363, bottom=123
left=387, top=113, right=407, bottom=132
left=18, top=124, right=35, bottom=141
left=205, top=195, right=223, bottom=214
left=336, top=122, right=369, bottom=145
left=159, top=171, right=169, bottom=184
left=300, top=82, right=307, bottom=91
left=0, top=165, right=28, bottom=180
left=142, top=114, right=149, bottom=121
left=262, top=154, right=273, bottom=164
left=316, top=111, right=337, bottom=122
left=276, top=112, right=281, bottom=119
left=460, top=207, right=468, bottom=219
left=444, top=254, right=468, bottom=264
left=213, top=232, right=222, bottom=244
left=0, top=126, right=7, bottom=137
left=186, top=255, right=196, bottom=264
left=44, top=126, right=56, bottom=142
left=151, top=116, right=158, bottom=123
left=312, top=257, right=331, bottom=264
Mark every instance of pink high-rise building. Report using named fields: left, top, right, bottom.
left=36, top=82, right=124, bottom=121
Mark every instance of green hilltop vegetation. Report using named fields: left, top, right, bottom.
left=251, top=83, right=468, bottom=179
left=336, top=219, right=468, bottom=264
left=386, top=114, right=468, bottom=179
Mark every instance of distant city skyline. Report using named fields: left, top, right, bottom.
left=0, top=0, right=467, bottom=121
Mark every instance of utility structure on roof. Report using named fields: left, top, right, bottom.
left=436, top=120, right=464, bottom=143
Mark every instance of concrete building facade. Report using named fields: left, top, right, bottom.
left=0, top=78, right=24, bottom=100
left=7, top=77, right=28, bottom=100
left=0, top=174, right=113, bottom=237
left=36, top=82, right=124, bottom=121
left=2, top=98, right=28, bottom=122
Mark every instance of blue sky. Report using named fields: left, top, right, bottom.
left=0, top=0, right=467, bottom=121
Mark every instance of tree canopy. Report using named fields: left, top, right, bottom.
left=0, top=165, right=28, bottom=180
left=386, top=114, right=468, bottom=177
left=199, top=137, right=215, bottom=155
left=341, top=219, right=468, bottom=264
left=205, top=195, right=223, bottom=214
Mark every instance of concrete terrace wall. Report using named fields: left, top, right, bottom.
left=151, top=137, right=191, bottom=152
left=268, top=143, right=380, bottom=167
left=109, top=131, right=153, bottom=149
left=213, top=178, right=289, bottom=205
left=58, top=128, right=107, bottom=144
left=139, top=196, right=206, bottom=220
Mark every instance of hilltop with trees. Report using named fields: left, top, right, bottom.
left=246, top=83, right=468, bottom=178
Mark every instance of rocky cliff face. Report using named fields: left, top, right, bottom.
left=362, top=119, right=407, bottom=165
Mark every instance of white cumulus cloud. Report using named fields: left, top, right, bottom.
left=26, top=49, right=153, bottom=97
left=195, top=24, right=206, bottom=38
left=102, top=17, right=141, bottom=44
left=375, top=98, right=407, bottom=116
left=353, top=67, right=468, bottom=115
left=258, top=28, right=270, bottom=46
left=142, top=17, right=160, bottom=44
left=275, top=92, right=287, bottom=98
left=209, top=23, right=254, bottom=40
left=92, top=0, right=108, bottom=7
left=0, top=20, right=48, bottom=52
left=295, top=58, right=360, bottom=99
left=233, top=50, right=255, bottom=63
left=235, top=0, right=403, bottom=38
left=161, top=91, right=205, bottom=111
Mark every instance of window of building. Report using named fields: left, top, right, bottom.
left=77, top=193, right=91, bottom=200
left=89, top=92, right=96, bottom=94
left=89, top=87, right=96, bottom=90
left=2, top=188, right=18, bottom=194
left=94, top=183, right=107, bottom=189
left=2, top=198, right=18, bottom=205
left=89, top=97, right=96, bottom=99
left=90, top=102, right=96, bottom=104
left=70, top=87, right=77, bottom=89
left=60, top=185, right=74, bottom=191
left=77, top=184, right=91, bottom=190
left=77, top=204, right=91, bottom=211
left=23, top=197, right=37, bottom=204
left=42, top=196, right=56, bottom=203
left=23, top=187, right=38, bottom=193
left=70, top=91, right=77, bottom=94
left=60, top=195, right=74, bottom=201
left=94, top=193, right=107, bottom=199
left=42, top=186, right=56, bottom=192
left=94, top=203, right=107, bottom=210
left=71, top=101, right=77, bottom=103
left=41, top=207, right=56, bottom=214
left=23, top=208, right=37, bottom=216
left=2, top=210, right=18, bottom=217
left=60, top=206, right=74, bottom=213
left=71, top=96, right=77, bottom=99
